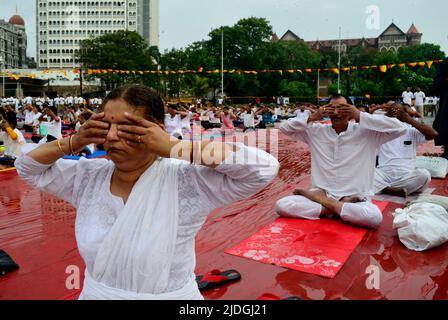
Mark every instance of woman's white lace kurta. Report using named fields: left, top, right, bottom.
left=15, top=144, right=279, bottom=299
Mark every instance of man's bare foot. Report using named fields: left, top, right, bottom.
left=383, top=187, right=408, bottom=198
left=293, top=188, right=326, bottom=198
left=293, top=189, right=335, bottom=217
left=340, top=196, right=365, bottom=203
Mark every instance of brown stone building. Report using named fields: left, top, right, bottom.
left=0, top=14, right=28, bottom=69
left=274, top=23, right=422, bottom=53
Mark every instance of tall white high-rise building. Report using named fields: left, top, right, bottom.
left=36, top=0, right=159, bottom=69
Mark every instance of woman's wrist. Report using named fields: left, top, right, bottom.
left=70, top=134, right=85, bottom=153
left=59, top=137, right=72, bottom=155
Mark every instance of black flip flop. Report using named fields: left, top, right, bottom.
left=257, top=293, right=303, bottom=300
left=196, top=269, right=241, bottom=291
left=0, top=250, right=19, bottom=276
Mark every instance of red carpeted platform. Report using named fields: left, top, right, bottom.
left=1, top=134, right=447, bottom=300
left=225, top=201, right=389, bottom=279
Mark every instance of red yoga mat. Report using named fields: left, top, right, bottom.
left=225, top=201, right=389, bottom=279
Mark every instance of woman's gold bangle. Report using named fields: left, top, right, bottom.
left=57, top=139, right=66, bottom=156
left=69, top=135, right=75, bottom=155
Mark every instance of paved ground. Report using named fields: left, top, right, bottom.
left=1, top=131, right=447, bottom=300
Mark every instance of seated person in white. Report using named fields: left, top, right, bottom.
left=294, top=104, right=311, bottom=118
left=33, top=105, right=62, bottom=144
left=31, top=106, right=42, bottom=134
left=164, top=106, right=185, bottom=140
left=15, top=85, right=280, bottom=300
left=0, top=113, right=26, bottom=167
left=178, top=105, right=195, bottom=132
left=23, top=105, right=35, bottom=133
left=207, top=108, right=222, bottom=128
left=237, top=106, right=256, bottom=132
left=276, top=96, right=407, bottom=229
left=374, top=103, right=438, bottom=197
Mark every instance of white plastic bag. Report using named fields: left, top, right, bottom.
left=415, top=156, right=448, bottom=178
left=393, top=203, right=448, bottom=251
left=409, top=195, right=448, bottom=211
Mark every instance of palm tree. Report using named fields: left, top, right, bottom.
left=190, top=76, right=210, bottom=98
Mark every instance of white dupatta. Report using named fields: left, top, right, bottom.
left=79, top=158, right=202, bottom=300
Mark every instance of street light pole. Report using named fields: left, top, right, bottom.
left=0, top=56, right=4, bottom=97
left=79, top=67, right=83, bottom=96
left=317, top=69, right=320, bottom=105
left=337, top=27, right=342, bottom=94
left=221, top=30, right=224, bottom=100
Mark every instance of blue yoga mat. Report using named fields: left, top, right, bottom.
left=63, top=150, right=108, bottom=160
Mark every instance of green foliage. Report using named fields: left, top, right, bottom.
left=77, top=31, right=159, bottom=90
left=189, top=76, right=210, bottom=98
left=335, top=43, right=445, bottom=97
left=398, top=43, right=446, bottom=62
left=79, top=20, right=446, bottom=99
left=279, top=80, right=314, bottom=97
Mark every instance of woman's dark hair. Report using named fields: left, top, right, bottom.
left=5, top=112, right=17, bottom=129
left=329, top=94, right=353, bottom=105
left=102, top=85, right=165, bottom=124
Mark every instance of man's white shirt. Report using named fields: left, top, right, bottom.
left=414, top=91, right=426, bottom=106
left=402, top=91, right=414, bottom=105
left=377, top=124, right=427, bottom=173
left=280, top=112, right=407, bottom=199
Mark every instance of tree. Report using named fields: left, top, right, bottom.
left=324, top=43, right=446, bottom=98
left=158, top=17, right=446, bottom=100
left=262, top=41, right=321, bottom=97
left=160, top=48, right=188, bottom=98
left=279, top=80, right=313, bottom=98
left=189, top=76, right=210, bottom=98
left=398, top=43, right=446, bottom=63
left=77, top=31, right=159, bottom=91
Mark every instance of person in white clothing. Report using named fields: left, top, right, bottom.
left=207, top=108, right=221, bottom=126
left=24, top=96, right=33, bottom=106
left=294, top=104, right=315, bottom=118
left=164, top=105, right=186, bottom=139
left=31, top=106, right=42, bottom=134
left=180, top=108, right=193, bottom=132
left=402, top=87, right=414, bottom=106
left=413, top=86, right=426, bottom=118
left=59, top=96, right=66, bottom=107
left=0, top=113, right=26, bottom=167
left=23, top=105, right=35, bottom=133
left=15, top=84, right=279, bottom=300
left=276, top=95, right=407, bottom=229
left=32, top=105, right=62, bottom=144
left=46, top=97, right=54, bottom=108
left=66, top=95, right=74, bottom=107
left=35, top=97, right=44, bottom=109
left=374, top=103, right=438, bottom=197
left=238, top=105, right=256, bottom=132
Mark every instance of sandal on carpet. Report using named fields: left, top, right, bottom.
left=0, top=250, right=19, bottom=276
left=257, top=293, right=302, bottom=300
left=196, top=269, right=241, bottom=291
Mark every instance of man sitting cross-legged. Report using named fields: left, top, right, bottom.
left=374, top=103, right=439, bottom=197
left=276, top=96, right=407, bottom=229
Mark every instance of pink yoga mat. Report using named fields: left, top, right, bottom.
left=225, top=201, right=389, bottom=278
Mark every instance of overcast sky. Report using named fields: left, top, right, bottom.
left=1, top=0, right=447, bottom=59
